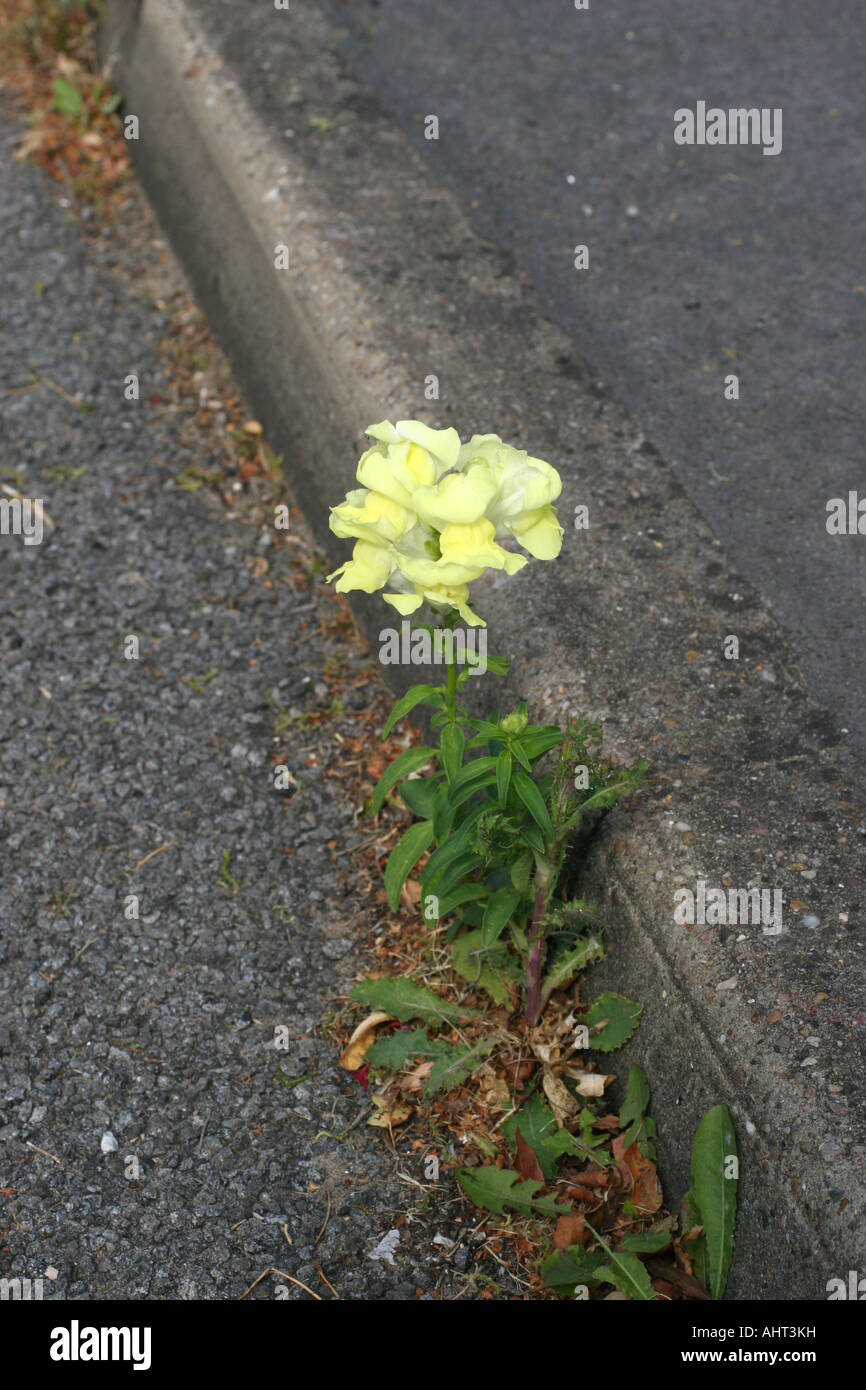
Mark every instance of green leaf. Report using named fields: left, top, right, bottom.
left=502, top=1094, right=559, bottom=1179
left=434, top=882, right=490, bottom=917
left=519, top=823, right=546, bottom=854
left=424, top=1037, right=497, bottom=1095
left=421, top=805, right=484, bottom=888
left=384, top=818, right=435, bottom=910
left=484, top=655, right=510, bottom=676
left=513, top=767, right=553, bottom=836
left=690, top=1105, right=738, bottom=1300
left=619, top=1065, right=657, bottom=1156
left=636, top=1114, right=659, bottom=1161
left=565, top=762, right=648, bottom=821
left=512, top=742, right=532, bottom=773
left=595, top=1252, right=656, bottom=1301
left=432, top=780, right=455, bottom=841
left=466, top=718, right=504, bottom=741
left=519, top=727, right=563, bottom=762
left=446, top=756, right=498, bottom=811
left=52, top=76, right=84, bottom=116
left=425, top=850, right=483, bottom=903
left=619, top=1229, right=673, bottom=1255
left=495, top=748, right=512, bottom=806
left=349, top=976, right=476, bottom=1025
left=481, top=886, right=522, bottom=947
left=381, top=683, right=443, bottom=738
left=371, top=745, right=437, bottom=816
left=398, top=775, right=441, bottom=819
left=583, top=992, right=643, bottom=1051
left=545, top=1126, right=613, bottom=1167
left=619, top=1064, right=651, bottom=1129
left=439, top=721, right=465, bottom=782
left=539, top=934, right=604, bottom=1003
left=452, top=930, right=514, bottom=1006
left=454, top=901, right=484, bottom=931
left=456, top=1166, right=566, bottom=1218
left=682, top=1185, right=710, bottom=1292
left=542, top=1245, right=605, bottom=1295
left=509, top=849, right=533, bottom=894
left=365, top=1028, right=450, bottom=1069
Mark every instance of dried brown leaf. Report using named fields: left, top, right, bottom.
left=338, top=1010, right=391, bottom=1070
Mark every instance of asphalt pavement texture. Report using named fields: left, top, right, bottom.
left=0, top=113, right=466, bottom=1301
left=306, top=0, right=866, bottom=753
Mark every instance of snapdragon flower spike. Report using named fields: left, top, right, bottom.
left=326, top=420, right=563, bottom=625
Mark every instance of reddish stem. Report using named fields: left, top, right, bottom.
left=524, top=879, right=547, bottom=1026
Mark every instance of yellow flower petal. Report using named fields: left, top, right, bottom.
left=329, top=539, right=395, bottom=593
left=509, top=505, right=564, bottom=559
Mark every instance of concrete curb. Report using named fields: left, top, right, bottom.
left=102, top=0, right=865, bottom=1299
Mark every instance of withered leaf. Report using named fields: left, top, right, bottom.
left=338, top=1011, right=392, bottom=1070
left=515, top=1127, right=545, bottom=1182
left=553, top=1212, right=586, bottom=1250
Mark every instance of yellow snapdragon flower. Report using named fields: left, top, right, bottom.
left=327, top=420, right=563, bottom=625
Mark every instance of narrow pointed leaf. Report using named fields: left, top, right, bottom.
left=447, top=755, right=498, bottom=809
left=398, top=775, right=441, bottom=818
left=434, top=882, right=490, bottom=917
left=595, top=1251, right=656, bottom=1301
left=495, top=748, right=512, bottom=806
left=690, top=1105, right=738, bottom=1300
left=439, top=722, right=465, bottom=782
left=513, top=767, right=553, bottom=836
left=481, top=885, right=522, bottom=947
left=381, top=683, right=444, bottom=738
left=371, top=745, right=437, bottom=816
left=384, top=818, right=435, bottom=911
left=520, top=727, right=563, bottom=761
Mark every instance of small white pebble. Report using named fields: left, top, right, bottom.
left=100, top=1131, right=118, bottom=1153
left=367, top=1230, right=400, bottom=1265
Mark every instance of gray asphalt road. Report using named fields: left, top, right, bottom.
left=313, top=0, right=865, bottom=747
left=0, top=113, right=468, bottom=1300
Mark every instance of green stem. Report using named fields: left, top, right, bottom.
left=440, top=608, right=459, bottom=723
left=524, top=860, right=552, bottom=1026
left=446, top=648, right=457, bottom=722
